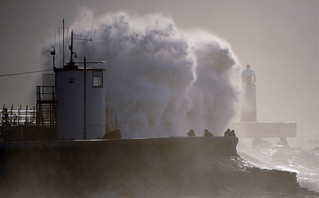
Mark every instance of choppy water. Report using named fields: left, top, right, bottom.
left=237, top=136, right=319, bottom=198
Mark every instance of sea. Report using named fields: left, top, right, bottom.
left=235, top=136, right=319, bottom=198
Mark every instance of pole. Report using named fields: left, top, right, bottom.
left=70, top=31, right=73, bottom=63
left=63, top=19, right=65, bottom=67
left=83, top=56, right=87, bottom=139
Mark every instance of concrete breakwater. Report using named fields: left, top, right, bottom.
left=1, top=137, right=303, bottom=197
left=1, top=137, right=237, bottom=196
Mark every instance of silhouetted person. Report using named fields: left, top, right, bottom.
left=224, top=128, right=236, bottom=137
left=224, top=128, right=231, bottom=137
left=187, top=129, right=196, bottom=137
left=2, top=108, right=9, bottom=123
left=230, top=130, right=236, bottom=137
left=204, top=129, right=213, bottom=137
left=2, top=108, right=10, bottom=129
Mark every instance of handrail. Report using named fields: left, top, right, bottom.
left=37, top=86, right=56, bottom=102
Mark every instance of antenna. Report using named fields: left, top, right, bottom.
left=67, top=24, right=95, bottom=68
left=65, top=31, right=77, bottom=68
left=58, top=19, right=69, bottom=67
left=63, top=19, right=64, bottom=66
left=83, top=56, right=87, bottom=140
left=55, top=19, right=100, bottom=69
left=70, top=30, right=73, bottom=63
left=50, top=45, right=56, bottom=70
left=73, top=20, right=94, bottom=41
left=50, top=30, right=57, bottom=70
left=90, top=20, right=93, bottom=41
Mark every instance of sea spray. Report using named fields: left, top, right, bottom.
left=238, top=138, right=319, bottom=194
left=56, top=12, right=241, bottom=138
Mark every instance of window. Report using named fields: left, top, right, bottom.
left=92, top=71, right=103, bottom=87
left=69, top=78, right=75, bottom=84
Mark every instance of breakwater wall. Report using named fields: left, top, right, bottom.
left=1, top=137, right=238, bottom=197
left=1, top=137, right=305, bottom=197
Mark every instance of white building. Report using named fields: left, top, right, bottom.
left=55, top=63, right=105, bottom=140
left=241, top=64, right=257, bottom=122
left=231, top=64, right=296, bottom=146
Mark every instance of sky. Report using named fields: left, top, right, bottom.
left=0, top=0, right=318, bottom=135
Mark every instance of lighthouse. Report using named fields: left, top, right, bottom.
left=241, top=64, right=257, bottom=122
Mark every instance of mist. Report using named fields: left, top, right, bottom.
left=62, top=12, right=240, bottom=138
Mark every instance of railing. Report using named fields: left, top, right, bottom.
left=36, top=103, right=56, bottom=128
left=37, top=86, right=56, bottom=102
left=1, top=105, right=36, bottom=127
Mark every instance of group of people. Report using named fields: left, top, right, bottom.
left=224, top=128, right=236, bottom=137
left=187, top=129, right=213, bottom=137
left=187, top=128, right=236, bottom=137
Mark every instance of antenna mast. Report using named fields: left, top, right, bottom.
left=63, top=19, right=65, bottom=66
left=83, top=56, right=87, bottom=140
left=70, top=31, right=74, bottom=63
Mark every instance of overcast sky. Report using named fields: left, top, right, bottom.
left=0, top=0, right=318, bottom=135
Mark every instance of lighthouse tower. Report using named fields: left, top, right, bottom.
left=241, top=64, right=257, bottom=122
left=231, top=64, right=296, bottom=145
left=55, top=31, right=105, bottom=140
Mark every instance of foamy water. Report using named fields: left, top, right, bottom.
left=238, top=136, right=319, bottom=194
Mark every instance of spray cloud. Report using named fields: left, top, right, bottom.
left=66, top=12, right=240, bottom=138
